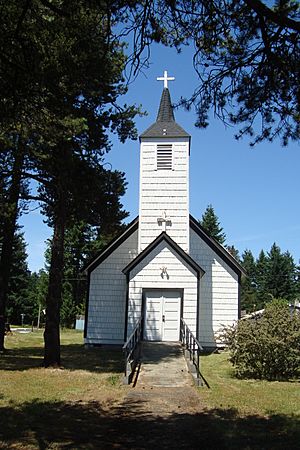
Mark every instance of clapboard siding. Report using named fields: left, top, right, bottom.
left=85, top=229, right=138, bottom=345
left=139, top=138, right=190, bottom=253
left=127, top=241, right=198, bottom=337
left=190, top=228, right=239, bottom=347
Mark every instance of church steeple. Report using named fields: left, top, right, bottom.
left=140, top=72, right=190, bottom=140
left=138, top=71, right=190, bottom=253
left=156, top=88, right=175, bottom=122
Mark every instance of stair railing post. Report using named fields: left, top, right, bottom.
left=122, top=316, right=143, bottom=385
left=193, top=338, right=195, bottom=365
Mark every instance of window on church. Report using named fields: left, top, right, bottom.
left=157, top=144, right=172, bottom=170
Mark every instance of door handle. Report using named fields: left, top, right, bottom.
left=162, top=315, right=165, bottom=322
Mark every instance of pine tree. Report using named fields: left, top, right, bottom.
left=0, top=142, right=28, bottom=350
left=240, top=249, right=257, bottom=313
left=295, top=263, right=300, bottom=305
left=264, top=244, right=296, bottom=302
left=255, top=250, right=269, bottom=308
left=5, top=232, right=32, bottom=325
left=59, top=210, right=127, bottom=328
left=226, top=245, right=240, bottom=261
left=199, top=204, right=226, bottom=245
left=30, top=270, right=49, bottom=328
left=117, top=1, right=300, bottom=145
left=0, top=1, right=140, bottom=359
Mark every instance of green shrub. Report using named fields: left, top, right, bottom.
left=222, top=300, right=300, bottom=380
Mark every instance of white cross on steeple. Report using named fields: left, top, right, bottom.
left=157, top=70, right=175, bottom=89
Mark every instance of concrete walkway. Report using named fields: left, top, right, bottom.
left=118, top=341, right=200, bottom=420
left=136, top=341, right=193, bottom=388
left=110, top=341, right=205, bottom=450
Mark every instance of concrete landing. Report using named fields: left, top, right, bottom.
left=136, top=342, right=193, bottom=388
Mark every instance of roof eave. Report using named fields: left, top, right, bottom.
left=123, top=231, right=205, bottom=277
left=189, top=215, right=246, bottom=277
left=82, top=217, right=139, bottom=274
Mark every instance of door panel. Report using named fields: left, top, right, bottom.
left=144, top=292, right=162, bottom=341
left=144, top=291, right=181, bottom=341
left=162, top=295, right=181, bottom=341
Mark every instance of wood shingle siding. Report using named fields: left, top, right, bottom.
left=126, top=241, right=198, bottom=337
left=84, top=84, right=243, bottom=349
left=190, top=228, right=239, bottom=347
left=139, top=138, right=190, bottom=253
left=85, top=230, right=138, bottom=345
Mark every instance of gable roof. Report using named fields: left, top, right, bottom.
left=122, top=231, right=205, bottom=277
left=83, top=216, right=245, bottom=277
left=83, top=217, right=138, bottom=274
left=190, top=215, right=246, bottom=277
left=140, top=88, right=190, bottom=139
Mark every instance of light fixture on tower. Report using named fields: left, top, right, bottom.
left=157, top=211, right=172, bottom=232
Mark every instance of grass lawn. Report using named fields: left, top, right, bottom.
left=0, top=331, right=299, bottom=449
left=199, top=351, right=300, bottom=449
left=0, top=329, right=126, bottom=449
left=201, top=351, right=300, bottom=416
left=0, top=329, right=124, bottom=404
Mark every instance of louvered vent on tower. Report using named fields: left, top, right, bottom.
left=157, top=144, right=172, bottom=170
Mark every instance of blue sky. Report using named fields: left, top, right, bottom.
left=19, top=44, right=300, bottom=271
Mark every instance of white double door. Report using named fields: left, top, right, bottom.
left=144, top=290, right=181, bottom=341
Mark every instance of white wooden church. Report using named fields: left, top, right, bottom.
left=84, top=72, right=244, bottom=349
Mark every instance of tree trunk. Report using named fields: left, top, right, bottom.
left=0, top=145, right=24, bottom=351
left=43, top=212, right=65, bottom=367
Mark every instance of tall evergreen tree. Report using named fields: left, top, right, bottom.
left=255, top=250, right=269, bottom=308
left=6, top=232, right=32, bottom=325
left=199, top=204, right=226, bottom=245
left=0, top=143, right=29, bottom=349
left=38, top=156, right=129, bottom=366
left=264, top=243, right=296, bottom=301
left=51, top=185, right=128, bottom=329
left=30, top=269, right=49, bottom=328
left=226, top=245, right=240, bottom=261
left=241, top=249, right=257, bottom=312
left=2, top=2, right=300, bottom=145
left=0, top=1, right=140, bottom=358
left=295, top=263, right=300, bottom=303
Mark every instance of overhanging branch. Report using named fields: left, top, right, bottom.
left=245, top=0, right=300, bottom=32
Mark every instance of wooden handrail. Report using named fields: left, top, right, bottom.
left=180, top=318, right=209, bottom=387
left=122, top=317, right=143, bottom=384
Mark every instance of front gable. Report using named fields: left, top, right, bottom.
left=122, top=232, right=204, bottom=339
left=123, top=231, right=205, bottom=278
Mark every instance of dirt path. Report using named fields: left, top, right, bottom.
left=121, top=341, right=201, bottom=416
left=105, top=386, right=220, bottom=450
left=101, top=342, right=215, bottom=450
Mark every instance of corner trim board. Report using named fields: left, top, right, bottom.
left=84, top=271, right=91, bottom=339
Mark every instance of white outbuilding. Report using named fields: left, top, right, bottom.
left=84, top=72, right=244, bottom=349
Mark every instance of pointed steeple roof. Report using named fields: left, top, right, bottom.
left=156, top=88, right=175, bottom=122
left=140, top=87, right=190, bottom=139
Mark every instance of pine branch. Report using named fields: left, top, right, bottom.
left=244, top=0, right=300, bottom=32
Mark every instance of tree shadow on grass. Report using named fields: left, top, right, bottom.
left=0, top=344, right=123, bottom=374
left=0, top=341, right=190, bottom=374
left=0, top=398, right=299, bottom=450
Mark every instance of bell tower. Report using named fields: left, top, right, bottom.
left=138, top=71, right=191, bottom=253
